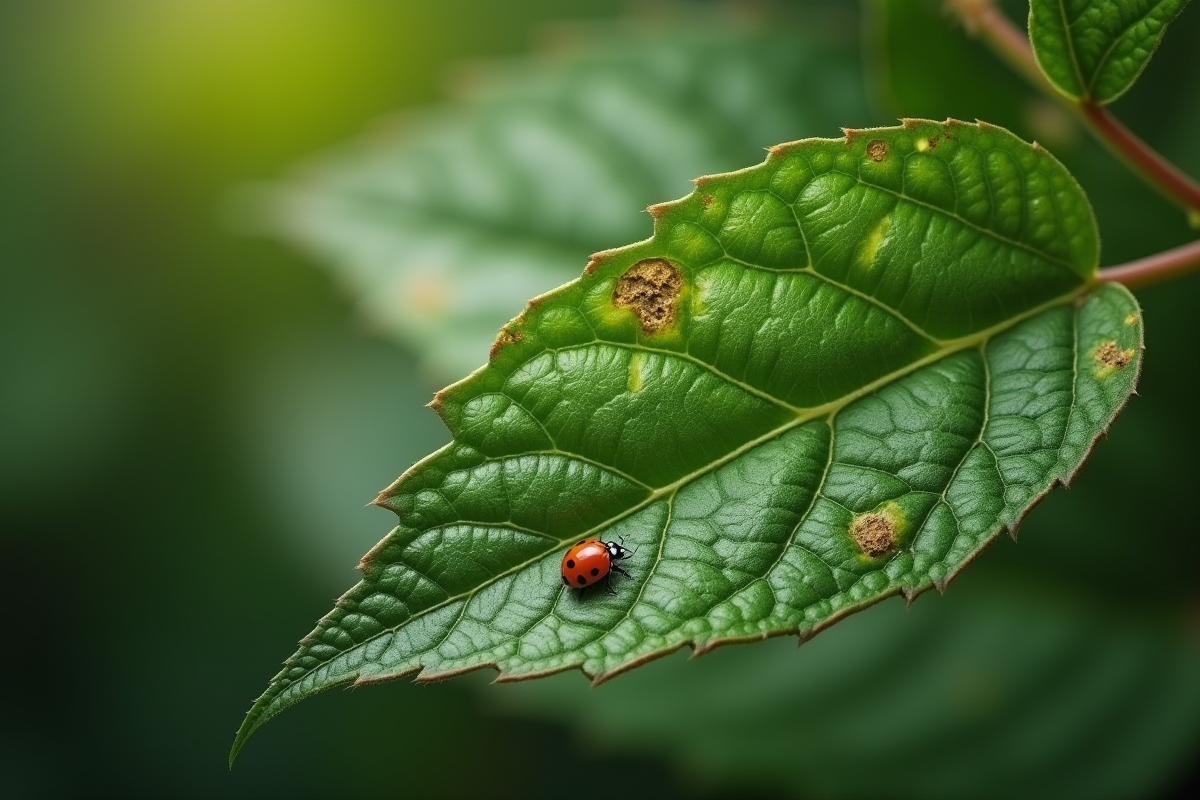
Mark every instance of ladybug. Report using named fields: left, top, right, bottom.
left=561, top=538, right=633, bottom=595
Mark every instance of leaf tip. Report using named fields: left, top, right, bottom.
left=426, top=390, right=447, bottom=414
left=228, top=696, right=272, bottom=770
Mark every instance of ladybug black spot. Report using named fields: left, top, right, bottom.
left=590, top=567, right=600, bottom=576
left=576, top=575, right=587, bottom=586
left=566, top=559, right=575, bottom=569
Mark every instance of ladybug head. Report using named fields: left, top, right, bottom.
left=604, top=538, right=633, bottom=560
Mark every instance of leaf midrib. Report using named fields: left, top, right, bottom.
left=1057, top=0, right=1091, bottom=98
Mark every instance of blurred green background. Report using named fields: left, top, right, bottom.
left=2, top=1, right=1197, bottom=798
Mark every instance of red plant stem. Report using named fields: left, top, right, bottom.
left=948, top=0, right=1200, bottom=219
left=1097, top=238, right=1200, bottom=290
left=1080, top=103, right=1200, bottom=214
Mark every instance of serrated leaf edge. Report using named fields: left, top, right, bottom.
left=232, top=118, right=1122, bottom=765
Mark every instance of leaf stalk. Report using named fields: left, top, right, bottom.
left=1097, top=237, right=1200, bottom=290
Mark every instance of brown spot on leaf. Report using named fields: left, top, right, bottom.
left=851, top=512, right=895, bottom=557
left=1095, top=340, right=1133, bottom=371
left=928, top=135, right=939, bottom=150
left=613, top=258, right=682, bottom=333
left=866, top=140, right=888, bottom=162
left=701, top=194, right=714, bottom=208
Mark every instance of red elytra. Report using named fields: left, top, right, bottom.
left=560, top=538, right=633, bottom=594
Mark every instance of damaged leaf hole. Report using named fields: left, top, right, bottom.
left=866, top=140, right=888, bottom=162
left=613, top=258, right=682, bottom=333
left=851, top=512, right=895, bottom=557
left=1095, top=340, right=1134, bottom=370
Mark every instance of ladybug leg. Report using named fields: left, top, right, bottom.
left=611, top=564, right=632, bottom=579
left=605, top=576, right=617, bottom=596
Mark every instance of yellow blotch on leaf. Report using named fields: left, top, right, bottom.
left=628, top=352, right=644, bottom=393
left=855, top=215, right=890, bottom=270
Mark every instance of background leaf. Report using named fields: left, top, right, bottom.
left=490, top=574, right=1200, bottom=800
left=1029, top=0, right=1192, bottom=104
left=233, top=118, right=1143, bottom=761
left=260, top=14, right=869, bottom=379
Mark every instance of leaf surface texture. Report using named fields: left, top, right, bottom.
left=232, top=118, right=1142, bottom=760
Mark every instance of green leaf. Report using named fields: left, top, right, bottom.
left=231, top=118, right=1143, bottom=762
left=1029, top=0, right=1192, bottom=104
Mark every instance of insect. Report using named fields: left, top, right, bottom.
left=560, top=537, right=633, bottom=595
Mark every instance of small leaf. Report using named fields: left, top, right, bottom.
left=1029, top=0, right=1192, bottom=104
left=230, top=119, right=1143, bottom=762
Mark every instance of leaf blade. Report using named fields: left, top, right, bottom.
left=232, top=119, right=1141, bottom=762
left=1029, top=0, right=1192, bottom=104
